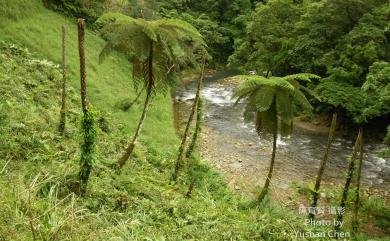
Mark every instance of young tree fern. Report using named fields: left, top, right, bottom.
left=96, top=13, right=206, bottom=168
left=233, top=73, right=318, bottom=202
left=172, top=52, right=207, bottom=182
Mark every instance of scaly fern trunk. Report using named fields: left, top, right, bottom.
left=59, top=26, right=67, bottom=135
left=186, top=97, right=204, bottom=159
left=184, top=97, right=204, bottom=197
left=258, top=128, right=277, bottom=203
left=77, top=19, right=95, bottom=195
left=335, top=129, right=362, bottom=231
left=172, top=54, right=206, bottom=182
left=352, top=127, right=364, bottom=232
left=309, top=113, right=337, bottom=219
left=118, top=86, right=152, bottom=168
left=118, top=41, right=154, bottom=168
left=78, top=20, right=88, bottom=114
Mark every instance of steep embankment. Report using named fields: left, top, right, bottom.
left=0, top=0, right=178, bottom=150
left=0, top=1, right=304, bottom=240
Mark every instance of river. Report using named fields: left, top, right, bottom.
left=174, top=73, right=390, bottom=197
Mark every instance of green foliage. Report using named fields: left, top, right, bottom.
left=123, top=0, right=161, bottom=20
left=296, top=1, right=389, bottom=124
left=160, top=0, right=252, bottom=66
left=97, top=12, right=206, bottom=93
left=229, top=0, right=390, bottom=133
left=381, top=125, right=390, bottom=157
left=43, top=0, right=125, bottom=24
left=233, top=74, right=315, bottom=135
left=315, top=80, right=370, bottom=122
left=385, top=125, right=390, bottom=144
left=229, top=0, right=307, bottom=75
left=79, top=108, right=97, bottom=193
left=361, top=61, right=390, bottom=121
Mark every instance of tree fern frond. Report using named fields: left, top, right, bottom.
left=135, top=19, right=157, bottom=42
left=235, top=75, right=295, bottom=91
left=96, top=12, right=136, bottom=26
left=283, top=73, right=320, bottom=83
left=97, top=13, right=207, bottom=99
left=280, top=119, right=293, bottom=136
left=299, top=85, right=321, bottom=100
left=243, top=103, right=256, bottom=122
left=293, top=89, right=313, bottom=110
left=233, top=79, right=262, bottom=103
left=254, top=86, right=275, bottom=112
left=158, top=19, right=205, bottom=44
left=257, top=104, right=277, bottom=134
left=276, top=91, right=293, bottom=124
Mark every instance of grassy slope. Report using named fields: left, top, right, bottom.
left=0, top=1, right=293, bottom=240
left=0, top=1, right=388, bottom=240
left=0, top=0, right=178, bottom=151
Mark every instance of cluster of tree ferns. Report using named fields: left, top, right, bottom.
left=44, top=0, right=390, bottom=143
left=57, top=12, right=208, bottom=198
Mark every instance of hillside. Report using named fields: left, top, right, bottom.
left=0, top=1, right=296, bottom=240
left=0, top=1, right=389, bottom=240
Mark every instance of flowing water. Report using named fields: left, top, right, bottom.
left=174, top=74, right=390, bottom=193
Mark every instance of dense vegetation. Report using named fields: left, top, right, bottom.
left=0, top=0, right=389, bottom=240
left=229, top=0, right=390, bottom=137
left=42, top=0, right=390, bottom=142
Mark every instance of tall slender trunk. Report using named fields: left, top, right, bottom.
left=77, top=19, right=94, bottom=195
left=122, top=86, right=144, bottom=111
left=172, top=54, right=206, bottom=182
left=184, top=97, right=204, bottom=197
left=258, top=127, right=278, bottom=203
left=335, top=129, right=362, bottom=231
left=118, top=86, right=152, bottom=168
left=352, top=127, right=364, bottom=232
left=186, top=97, right=204, bottom=159
left=309, top=113, right=337, bottom=219
left=78, top=19, right=88, bottom=114
left=118, top=41, right=154, bottom=168
left=59, top=26, right=67, bottom=135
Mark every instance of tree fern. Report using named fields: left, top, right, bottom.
left=97, top=12, right=206, bottom=168
left=97, top=13, right=206, bottom=93
left=233, top=74, right=314, bottom=136
left=233, top=73, right=316, bottom=202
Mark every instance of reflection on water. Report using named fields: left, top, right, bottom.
left=175, top=80, right=390, bottom=189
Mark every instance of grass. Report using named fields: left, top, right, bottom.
left=0, top=1, right=389, bottom=240
left=0, top=38, right=300, bottom=241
